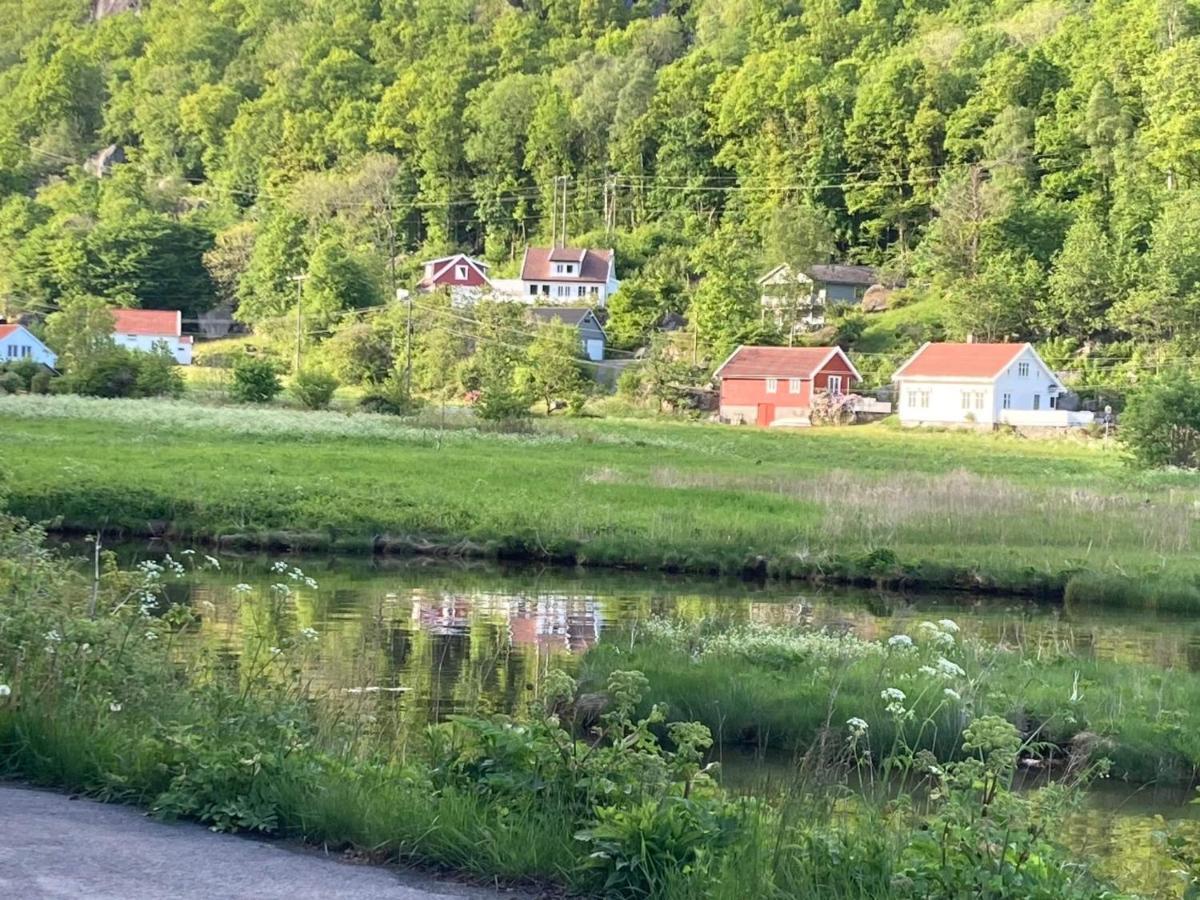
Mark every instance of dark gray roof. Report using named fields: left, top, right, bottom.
left=806, top=264, right=882, bottom=286
left=530, top=306, right=591, bottom=326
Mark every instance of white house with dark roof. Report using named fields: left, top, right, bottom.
left=759, top=263, right=897, bottom=331
left=528, top=307, right=606, bottom=361
left=110, top=309, right=193, bottom=364
left=892, top=342, right=1093, bottom=428
left=0, top=323, right=57, bottom=368
left=518, top=247, right=619, bottom=306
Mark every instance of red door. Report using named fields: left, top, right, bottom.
left=756, top=403, right=775, bottom=427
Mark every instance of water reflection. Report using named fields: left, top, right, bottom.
left=70, top=543, right=1200, bottom=898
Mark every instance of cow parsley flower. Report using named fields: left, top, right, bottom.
left=299, top=627, right=319, bottom=642
left=881, top=687, right=906, bottom=703
left=887, top=634, right=914, bottom=649
left=846, top=717, right=869, bottom=737
left=936, top=657, right=965, bottom=678
left=944, top=688, right=962, bottom=702
left=271, top=561, right=289, bottom=573
left=109, top=701, right=122, bottom=713
left=0, top=684, right=11, bottom=698
left=938, top=619, right=960, bottom=634
left=232, top=583, right=254, bottom=595
left=204, top=555, right=221, bottom=570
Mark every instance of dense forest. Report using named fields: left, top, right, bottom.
left=1, top=0, right=1198, bottom=381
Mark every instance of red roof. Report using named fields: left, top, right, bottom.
left=110, top=308, right=181, bottom=337
left=0, top=324, right=20, bottom=340
left=894, top=342, right=1027, bottom=380
left=521, top=247, right=613, bottom=282
left=715, top=346, right=860, bottom=381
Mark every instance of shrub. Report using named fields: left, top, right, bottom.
left=1120, top=372, right=1200, bottom=468
left=2, top=358, right=41, bottom=390
left=289, top=368, right=338, bottom=410
left=29, top=371, right=52, bottom=394
left=56, top=347, right=142, bottom=397
left=230, top=357, right=282, bottom=404
left=134, top=351, right=185, bottom=398
left=0, top=371, right=23, bottom=394
left=359, top=374, right=422, bottom=416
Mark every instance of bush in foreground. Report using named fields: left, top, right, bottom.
left=289, top=368, right=338, bottom=410
left=1120, top=372, right=1200, bottom=468
left=230, top=356, right=282, bottom=403
left=54, top=346, right=183, bottom=399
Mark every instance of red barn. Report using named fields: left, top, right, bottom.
left=715, top=345, right=861, bottom=426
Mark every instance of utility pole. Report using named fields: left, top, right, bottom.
left=288, top=274, right=307, bottom=372
left=400, top=286, right=413, bottom=396
left=550, top=176, right=559, bottom=247
left=560, top=175, right=569, bottom=247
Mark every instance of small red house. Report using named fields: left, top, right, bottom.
left=714, top=345, right=861, bottom=426
left=416, top=254, right=491, bottom=293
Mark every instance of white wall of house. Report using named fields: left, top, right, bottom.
left=897, top=347, right=1066, bottom=426
left=113, top=333, right=193, bottom=365
left=521, top=280, right=617, bottom=306
left=0, top=327, right=57, bottom=368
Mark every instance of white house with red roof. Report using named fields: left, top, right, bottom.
left=892, top=342, right=1092, bottom=427
left=416, top=254, right=491, bottom=304
left=110, top=309, right=193, bottom=364
left=715, top=345, right=861, bottom=426
left=517, top=247, right=619, bottom=306
left=0, top=323, right=57, bottom=368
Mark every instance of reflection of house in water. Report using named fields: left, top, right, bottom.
left=407, top=591, right=601, bottom=653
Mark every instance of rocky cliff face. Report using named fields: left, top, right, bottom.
left=90, top=0, right=141, bottom=21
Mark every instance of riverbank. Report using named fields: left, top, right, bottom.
left=4, top=394, right=1198, bottom=607
left=0, top=514, right=1128, bottom=898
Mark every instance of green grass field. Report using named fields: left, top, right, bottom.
left=3, top=394, right=1197, bottom=602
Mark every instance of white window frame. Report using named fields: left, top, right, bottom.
left=5, top=345, right=16, bottom=358
left=554, top=263, right=564, bottom=274
left=974, top=391, right=984, bottom=410
left=1017, top=361, right=1030, bottom=377
left=765, top=378, right=778, bottom=394
left=961, top=391, right=972, bottom=410
left=1032, top=393, right=1040, bottom=410
left=577, top=285, right=586, bottom=297
left=1002, top=392, right=1011, bottom=409
left=788, top=378, right=802, bottom=394
left=454, top=264, right=467, bottom=280
left=827, top=375, right=843, bottom=395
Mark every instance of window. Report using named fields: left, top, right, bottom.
left=1049, top=395, right=1057, bottom=409
left=589, top=285, right=599, bottom=295
left=541, top=284, right=549, bottom=295
left=1017, top=361, right=1030, bottom=377
left=765, top=378, right=778, bottom=394
left=961, top=391, right=972, bottom=410
left=554, top=263, right=564, bottom=274
left=556, top=285, right=569, bottom=298
left=1002, top=393, right=1012, bottom=409
left=528, top=284, right=538, bottom=296
left=454, top=265, right=467, bottom=281
left=827, top=375, right=843, bottom=395
left=577, top=285, right=586, bottom=297
left=1032, top=394, right=1040, bottom=410
left=5, top=345, right=15, bottom=359
left=788, top=378, right=802, bottom=394
left=565, top=264, right=574, bottom=274
left=20, top=345, right=31, bottom=358
left=974, top=391, right=983, bottom=410
left=907, top=389, right=929, bottom=409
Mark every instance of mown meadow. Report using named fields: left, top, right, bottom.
left=3, top=394, right=1198, bottom=606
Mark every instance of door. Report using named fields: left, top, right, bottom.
left=756, top=403, right=775, bottom=427
left=585, top=339, right=604, bottom=361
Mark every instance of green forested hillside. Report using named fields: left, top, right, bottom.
left=1, top=0, right=1198, bottom=372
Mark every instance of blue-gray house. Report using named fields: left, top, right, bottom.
left=529, top=307, right=606, bottom=361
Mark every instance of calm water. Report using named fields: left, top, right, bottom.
left=74, top=542, right=1200, bottom=897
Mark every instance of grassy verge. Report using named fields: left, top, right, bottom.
left=580, top=618, right=1200, bottom=785
left=3, top=394, right=1198, bottom=605
left=0, top=514, right=1124, bottom=898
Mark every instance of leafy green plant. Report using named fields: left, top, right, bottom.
left=0, top=371, right=22, bottom=393
left=289, top=368, right=338, bottom=410
left=230, top=357, right=282, bottom=404
left=358, top=373, right=422, bottom=415
left=1120, top=372, right=1200, bottom=468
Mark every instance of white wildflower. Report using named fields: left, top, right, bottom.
left=180, top=549, right=195, bottom=556
left=303, top=577, right=319, bottom=590
left=44, top=630, right=62, bottom=643
left=846, top=717, right=869, bottom=737
left=144, top=631, right=158, bottom=641
left=930, top=631, right=955, bottom=649
left=944, top=688, right=962, bottom=702
left=204, top=555, right=221, bottom=570
left=299, top=627, right=319, bottom=642
left=881, top=687, right=906, bottom=703
left=269, top=646, right=282, bottom=656
left=887, top=634, right=914, bottom=649
left=918, top=665, right=938, bottom=677
left=0, top=684, right=11, bottom=698
left=271, top=561, right=289, bottom=573
left=271, top=583, right=291, bottom=595
left=232, top=583, right=254, bottom=596
left=935, top=657, right=965, bottom=679
left=937, top=619, right=960, bottom=634
left=109, top=701, right=122, bottom=713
